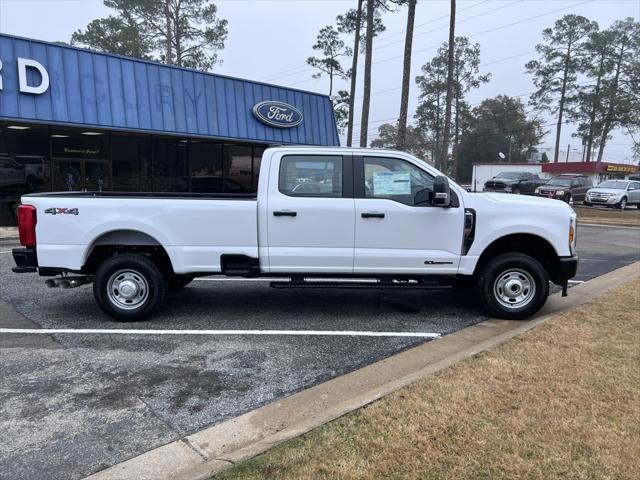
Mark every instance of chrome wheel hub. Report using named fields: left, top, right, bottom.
left=493, top=269, right=536, bottom=310
left=107, top=270, right=149, bottom=310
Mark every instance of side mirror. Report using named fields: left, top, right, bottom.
left=432, top=175, right=451, bottom=207
left=414, top=188, right=432, bottom=206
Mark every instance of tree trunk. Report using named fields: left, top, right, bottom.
left=329, top=65, right=334, bottom=96
left=439, top=0, right=456, bottom=171
left=346, top=0, right=363, bottom=147
left=164, top=0, right=173, bottom=65
left=554, top=42, right=572, bottom=163
left=585, top=53, right=605, bottom=162
left=453, top=68, right=460, bottom=179
left=596, top=42, right=625, bottom=163
left=397, top=0, right=416, bottom=150
left=359, top=0, right=375, bottom=148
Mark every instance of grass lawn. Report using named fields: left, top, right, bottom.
left=574, top=205, right=640, bottom=226
left=216, top=278, right=640, bottom=480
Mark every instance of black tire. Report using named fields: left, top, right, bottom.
left=584, top=201, right=592, bottom=207
left=565, top=194, right=572, bottom=205
left=477, top=253, right=549, bottom=320
left=93, top=253, right=167, bottom=321
left=168, top=274, right=194, bottom=290
left=512, top=188, right=521, bottom=195
left=617, top=197, right=627, bottom=210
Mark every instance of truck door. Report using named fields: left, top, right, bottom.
left=266, top=153, right=355, bottom=273
left=353, top=155, right=464, bottom=274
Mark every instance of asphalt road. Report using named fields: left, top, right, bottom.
left=1, top=223, right=638, bottom=480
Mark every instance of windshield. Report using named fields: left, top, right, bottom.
left=495, top=172, right=521, bottom=179
left=598, top=180, right=628, bottom=189
left=546, top=178, right=572, bottom=187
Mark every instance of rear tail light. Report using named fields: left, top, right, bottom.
left=17, top=205, right=37, bottom=247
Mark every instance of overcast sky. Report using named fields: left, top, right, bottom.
left=1, top=0, right=638, bottom=162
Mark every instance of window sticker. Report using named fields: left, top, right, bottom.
left=373, top=171, right=411, bottom=195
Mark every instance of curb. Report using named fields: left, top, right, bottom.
left=579, top=222, right=640, bottom=229
left=86, top=261, right=640, bottom=480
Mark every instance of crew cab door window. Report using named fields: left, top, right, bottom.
left=363, top=156, right=433, bottom=206
left=279, top=155, right=343, bottom=197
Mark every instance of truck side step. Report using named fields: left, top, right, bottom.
left=269, top=279, right=453, bottom=290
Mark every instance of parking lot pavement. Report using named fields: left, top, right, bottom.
left=1, top=224, right=638, bottom=480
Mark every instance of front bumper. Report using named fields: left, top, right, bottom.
left=12, top=247, right=38, bottom=273
left=558, top=255, right=579, bottom=296
left=585, top=195, right=620, bottom=205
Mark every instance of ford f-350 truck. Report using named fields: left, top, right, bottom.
left=12, top=147, right=578, bottom=321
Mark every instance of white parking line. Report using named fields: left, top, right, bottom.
left=0, top=250, right=13, bottom=254
left=568, top=280, right=584, bottom=284
left=0, top=328, right=441, bottom=338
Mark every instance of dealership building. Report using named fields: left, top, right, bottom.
left=0, top=33, right=339, bottom=225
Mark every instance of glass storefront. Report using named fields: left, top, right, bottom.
left=0, top=121, right=268, bottom=225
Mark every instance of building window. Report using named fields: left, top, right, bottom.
left=153, top=137, right=188, bottom=192
left=51, top=127, right=110, bottom=191
left=112, top=134, right=152, bottom=191
left=253, top=146, right=266, bottom=190
left=0, top=122, right=51, bottom=225
left=224, top=144, right=253, bottom=193
left=190, top=141, right=223, bottom=193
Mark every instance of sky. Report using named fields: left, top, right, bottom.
left=0, top=0, right=638, bottom=163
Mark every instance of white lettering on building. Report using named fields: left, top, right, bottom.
left=17, top=58, right=49, bottom=95
left=267, top=105, right=294, bottom=123
left=0, top=57, right=50, bottom=94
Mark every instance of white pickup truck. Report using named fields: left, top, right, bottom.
left=12, top=146, right=578, bottom=321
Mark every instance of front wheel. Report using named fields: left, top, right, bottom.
left=617, top=197, right=627, bottom=210
left=93, top=254, right=167, bottom=321
left=477, top=253, right=549, bottom=320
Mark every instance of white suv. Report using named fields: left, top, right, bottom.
left=585, top=180, right=640, bottom=209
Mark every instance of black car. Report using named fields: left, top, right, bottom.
left=483, top=171, right=545, bottom=195
left=535, top=174, right=592, bottom=203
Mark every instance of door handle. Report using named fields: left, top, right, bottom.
left=273, top=210, right=297, bottom=217
left=361, top=212, right=385, bottom=219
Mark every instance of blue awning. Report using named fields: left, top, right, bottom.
left=0, top=33, right=339, bottom=146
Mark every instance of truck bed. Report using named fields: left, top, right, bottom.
left=22, top=192, right=259, bottom=274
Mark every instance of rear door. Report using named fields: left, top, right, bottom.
left=353, top=155, right=464, bottom=274
left=266, top=153, right=355, bottom=273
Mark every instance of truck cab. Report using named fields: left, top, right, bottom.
left=12, top=147, right=578, bottom=321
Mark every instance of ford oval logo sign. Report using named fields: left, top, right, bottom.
left=252, top=101, right=303, bottom=128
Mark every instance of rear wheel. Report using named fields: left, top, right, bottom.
left=477, top=253, right=549, bottom=320
left=93, top=254, right=166, bottom=321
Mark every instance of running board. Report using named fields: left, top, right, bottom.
left=269, top=279, right=454, bottom=290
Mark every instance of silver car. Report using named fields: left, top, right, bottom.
left=584, top=180, right=640, bottom=209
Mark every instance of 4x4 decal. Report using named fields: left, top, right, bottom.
left=44, top=208, right=79, bottom=216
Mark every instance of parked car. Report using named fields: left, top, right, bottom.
left=584, top=179, right=640, bottom=209
left=534, top=174, right=592, bottom=204
left=0, top=155, right=38, bottom=193
left=483, top=171, right=545, bottom=195
left=12, top=146, right=578, bottom=321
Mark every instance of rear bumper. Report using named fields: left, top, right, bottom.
left=12, top=247, right=38, bottom=273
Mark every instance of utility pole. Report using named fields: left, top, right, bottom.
left=565, top=143, right=570, bottom=163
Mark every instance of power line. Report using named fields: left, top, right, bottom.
left=278, top=0, right=593, bottom=91
left=257, top=0, right=491, bottom=82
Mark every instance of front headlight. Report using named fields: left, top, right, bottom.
left=534, top=187, right=540, bottom=194
left=556, top=190, right=565, bottom=196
